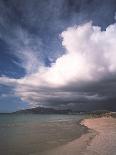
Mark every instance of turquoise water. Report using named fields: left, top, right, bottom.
left=0, top=114, right=86, bottom=155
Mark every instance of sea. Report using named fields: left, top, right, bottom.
left=0, top=114, right=87, bottom=155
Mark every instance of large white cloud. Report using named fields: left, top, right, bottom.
left=18, top=22, right=116, bottom=86
left=1, top=21, right=116, bottom=108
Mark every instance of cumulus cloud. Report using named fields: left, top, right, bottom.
left=18, top=22, right=116, bottom=85
left=1, top=21, right=116, bottom=110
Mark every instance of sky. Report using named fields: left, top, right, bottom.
left=0, top=0, right=116, bottom=112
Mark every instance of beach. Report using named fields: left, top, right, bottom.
left=82, top=117, right=116, bottom=155
left=0, top=114, right=116, bottom=155
left=42, top=117, right=116, bottom=155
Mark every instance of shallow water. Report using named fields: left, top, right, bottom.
left=0, top=114, right=86, bottom=155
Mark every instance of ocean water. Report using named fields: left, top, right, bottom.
left=0, top=114, right=87, bottom=155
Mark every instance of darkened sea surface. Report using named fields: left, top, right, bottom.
left=0, top=114, right=87, bottom=155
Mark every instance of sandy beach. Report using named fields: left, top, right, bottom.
left=82, top=117, right=116, bottom=155
left=0, top=115, right=116, bottom=155
left=42, top=117, right=116, bottom=155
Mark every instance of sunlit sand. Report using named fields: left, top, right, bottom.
left=42, top=117, right=116, bottom=155
left=82, top=117, right=116, bottom=155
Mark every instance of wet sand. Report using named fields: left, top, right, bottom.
left=42, top=117, right=116, bottom=155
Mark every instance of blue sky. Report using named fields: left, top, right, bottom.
left=0, top=0, right=116, bottom=112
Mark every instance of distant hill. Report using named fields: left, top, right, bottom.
left=1, top=107, right=115, bottom=115
left=13, top=107, right=73, bottom=114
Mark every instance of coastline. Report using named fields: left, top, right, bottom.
left=41, top=116, right=116, bottom=155
left=1, top=114, right=116, bottom=155
left=37, top=119, right=89, bottom=155
left=0, top=115, right=87, bottom=155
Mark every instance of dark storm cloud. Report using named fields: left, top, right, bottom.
left=33, top=80, right=116, bottom=111
left=13, top=74, right=116, bottom=111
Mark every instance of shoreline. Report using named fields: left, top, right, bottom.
left=39, top=117, right=96, bottom=155
left=1, top=114, right=115, bottom=155
left=0, top=115, right=87, bottom=155
left=41, top=116, right=116, bottom=155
